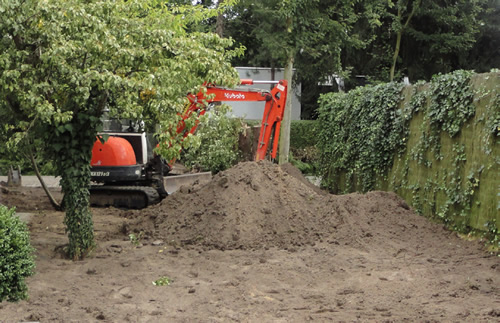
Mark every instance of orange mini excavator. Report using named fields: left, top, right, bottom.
left=89, top=79, right=288, bottom=208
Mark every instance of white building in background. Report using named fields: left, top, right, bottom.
left=228, top=67, right=301, bottom=120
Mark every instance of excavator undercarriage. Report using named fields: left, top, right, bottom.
left=90, top=185, right=160, bottom=209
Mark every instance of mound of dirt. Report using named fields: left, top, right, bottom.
left=126, top=161, right=427, bottom=252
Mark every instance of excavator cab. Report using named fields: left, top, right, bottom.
left=90, top=115, right=167, bottom=208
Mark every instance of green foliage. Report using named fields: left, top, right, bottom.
left=428, top=71, right=475, bottom=138
left=317, top=70, right=499, bottom=240
left=224, top=1, right=381, bottom=103
left=467, top=1, right=500, bottom=73
left=289, top=120, right=320, bottom=174
left=152, top=276, right=172, bottom=286
left=181, top=118, right=320, bottom=174
left=182, top=107, right=243, bottom=174
left=0, top=100, right=54, bottom=176
left=218, top=0, right=492, bottom=118
left=346, top=0, right=487, bottom=82
left=0, top=205, right=35, bottom=302
left=405, top=71, right=475, bottom=223
left=408, top=71, right=476, bottom=165
left=0, top=0, right=240, bottom=259
left=289, top=153, right=316, bottom=175
left=484, top=219, right=499, bottom=249
left=0, top=141, right=57, bottom=176
left=290, top=120, right=318, bottom=149
left=129, top=232, right=144, bottom=247
left=317, top=82, right=406, bottom=193
left=55, top=112, right=99, bottom=260
left=0, top=155, right=30, bottom=177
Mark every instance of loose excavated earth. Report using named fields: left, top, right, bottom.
left=124, top=161, right=456, bottom=255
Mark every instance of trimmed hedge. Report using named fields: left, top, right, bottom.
left=0, top=205, right=35, bottom=302
left=290, top=120, right=319, bottom=149
left=317, top=71, right=499, bottom=241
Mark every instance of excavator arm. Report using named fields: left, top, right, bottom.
left=178, top=79, right=288, bottom=160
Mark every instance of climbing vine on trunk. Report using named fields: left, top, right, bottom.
left=50, top=112, right=102, bottom=260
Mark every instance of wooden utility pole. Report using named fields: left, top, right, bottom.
left=279, top=16, right=294, bottom=165
left=279, top=55, right=293, bottom=164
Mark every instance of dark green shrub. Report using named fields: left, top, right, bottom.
left=0, top=205, right=35, bottom=302
left=290, top=120, right=320, bottom=174
left=290, top=120, right=319, bottom=149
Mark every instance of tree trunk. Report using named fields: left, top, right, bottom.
left=54, top=112, right=99, bottom=260
left=278, top=14, right=294, bottom=165
left=390, top=30, right=403, bottom=82
left=7, top=165, right=21, bottom=187
left=390, top=0, right=420, bottom=82
left=61, top=168, right=95, bottom=260
left=29, top=150, right=62, bottom=210
left=216, top=0, right=224, bottom=37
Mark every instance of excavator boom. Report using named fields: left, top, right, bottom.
left=180, top=79, right=288, bottom=160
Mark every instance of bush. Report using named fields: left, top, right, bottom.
left=0, top=205, right=35, bottom=302
left=290, top=120, right=319, bottom=149
left=182, top=108, right=244, bottom=174
left=290, top=120, right=320, bottom=175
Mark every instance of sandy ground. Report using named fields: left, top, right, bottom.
left=0, top=161, right=498, bottom=322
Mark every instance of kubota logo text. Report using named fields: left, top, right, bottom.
left=224, top=93, right=245, bottom=100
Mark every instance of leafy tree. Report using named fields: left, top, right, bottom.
left=388, top=0, right=421, bottom=81
left=346, top=0, right=487, bottom=82
left=166, top=0, right=236, bottom=35
left=223, top=0, right=385, bottom=118
left=225, top=0, right=367, bottom=78
left=467, top=0, right=500, bottom=73
left=0, top=0, right=241, bottom=259
left=222, top=1, right=492, bottom=114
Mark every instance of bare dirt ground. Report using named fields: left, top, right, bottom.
left=0, top=161, right=498, bottom=322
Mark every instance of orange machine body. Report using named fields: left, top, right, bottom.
left=91, top=136, right=136, bottom=167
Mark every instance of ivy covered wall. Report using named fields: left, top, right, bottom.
left=317, top=71, right=499, bottom=237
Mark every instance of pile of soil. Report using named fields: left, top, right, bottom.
left=125, top=161, right=455, bottom=256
